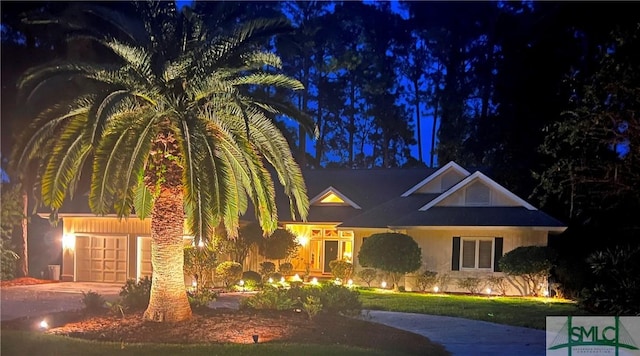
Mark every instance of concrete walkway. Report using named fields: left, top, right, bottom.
left=364, top=310, right=545, bottom=356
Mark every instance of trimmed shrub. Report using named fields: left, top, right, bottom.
left=487, top=276, right=509, bottom=296
left=269, top=272, right=283, bottom=283
left=358, top=232, right=421, bottom=290
left=119, top=277, right=152, bottom=310
left=242, top=270, right=262, bottom=285
left=188, top=288, right=218, bottom=309
left=414, top=270, right=438, bottom=292
left=437, top=273, right=451, bottom=292
left=184, top=243, right=217, bottom=288
left=241, top=286, right=294, bottom=310
left=357, top=268, right=377, bottom=287
left=499, top=246, right=556, bottom=296
left=215, top=261, right=243, bottom=288
left=307, top=284, right=361, bottom=316
left=259, top=261, right=276, bottom=279
left=279, top=262, right=293, bottom=276
left=329, top=260, right=353, bottom=280
left=457, top=277, right=482, bottom=294
left=487, top=276, right=508, bottom=295
left=81, top=290, right=106, bottom=313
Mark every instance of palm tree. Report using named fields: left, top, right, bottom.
left=11, top=2, right=313, bottom=322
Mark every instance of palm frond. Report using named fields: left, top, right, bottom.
left=134, top=176, right=154, bottom=219
left=41, top=113, right=92, bottom=209
left=231, top=73, right=304, bottom=91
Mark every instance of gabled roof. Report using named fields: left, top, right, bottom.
left=45, top=161, right=565, bottom=231
left=309, top=186, right=361, bottom=209
left=388, top=207, right=565, bottom=229
left=401, top=161, right=470, bottom=197
left=418, top=171, right=537, bottom=211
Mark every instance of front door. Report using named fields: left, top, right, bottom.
left=324, top=240, right=339, bottom=273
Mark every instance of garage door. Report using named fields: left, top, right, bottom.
left=137, top=236, right=153, bottom=280
left=76, top=235, right=128, bottom=283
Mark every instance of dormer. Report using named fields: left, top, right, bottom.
left=419, top=172, right=536, bottom=211
left=310, top=186, right=361, bottom=209
left=401, top=161, right=470, bottom=196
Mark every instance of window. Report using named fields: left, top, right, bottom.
left=461, top=238, right=493, bottom=270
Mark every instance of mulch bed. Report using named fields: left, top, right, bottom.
left=0, top=277, right=60, bottom=288
left=2, top=307, right=446, bottom=355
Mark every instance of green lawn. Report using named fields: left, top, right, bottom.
left=359, top=289, right=588, bottom=329
left=0, top=331, right=402, bottom=356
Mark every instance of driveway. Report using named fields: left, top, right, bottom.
left=0, top=282, right=250, bottom=322
left=365, top=310, right=545, bottom=356
left=1, top=282, right=121, bottom=321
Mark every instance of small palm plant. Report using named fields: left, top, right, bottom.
left=12, top=2, right=314, bottom=322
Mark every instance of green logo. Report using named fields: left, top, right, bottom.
left=547, top=316, right=639, bottom=356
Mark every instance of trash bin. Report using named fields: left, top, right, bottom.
left=48, top=265, right=60, bottom=280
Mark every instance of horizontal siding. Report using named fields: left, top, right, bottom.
left=64, top=217, right=152, bottom=235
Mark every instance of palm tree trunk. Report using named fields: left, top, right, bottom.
left=143, top=184, right=192, bottom=322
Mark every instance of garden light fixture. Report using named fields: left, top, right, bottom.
left=381, top=281, right=387, bottom=288
left=433, top=286, right=439, bottom=293
left=39, top=320, right=49, bottom=330
left=62, top=233, right=75, bottom=250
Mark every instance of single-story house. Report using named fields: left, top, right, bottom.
left=48, top=161, right=565, bottom=295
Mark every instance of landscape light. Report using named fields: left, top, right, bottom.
left=39, top=320, right=49, bottom=329
left=197, top=240, right=205, bottom=248
left=311, top=277, right=318, bottom=285
left=239, top=280, right=244, bottom=286
left=268, top=277, right=274, bottom=284
left=486, top=288, right=492, bottom=295
left=433, top=286, right=439, bottom=293
left=543, top=290, right=550, bottom=297
left=381, top=281, right=387, bottom=288
left=280, top=277, right=285, bottom=283
left=347, top=279, right=354, bottom=287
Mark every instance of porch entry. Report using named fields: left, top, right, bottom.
left=287, top=225, right=353, bottom=275
left=324, top=241, right=339, bottom=273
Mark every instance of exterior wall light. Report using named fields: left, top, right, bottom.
left=297, top=235, right=309, bottom=246
left=62, top=233, right=75, bottom=250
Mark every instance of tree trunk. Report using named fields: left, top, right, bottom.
left=143, top=185, right=192, bottom=322
left=18, top=190, right=29, bottom=277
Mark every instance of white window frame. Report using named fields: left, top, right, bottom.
left=460, top=238, right=494, bottom=271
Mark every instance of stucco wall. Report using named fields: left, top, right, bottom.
left=351, top=227, right=548, bottom=296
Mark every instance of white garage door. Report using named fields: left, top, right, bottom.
left=76, top=235, right=128, bottom=283
left=137, top=236, right=153, bottom=280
